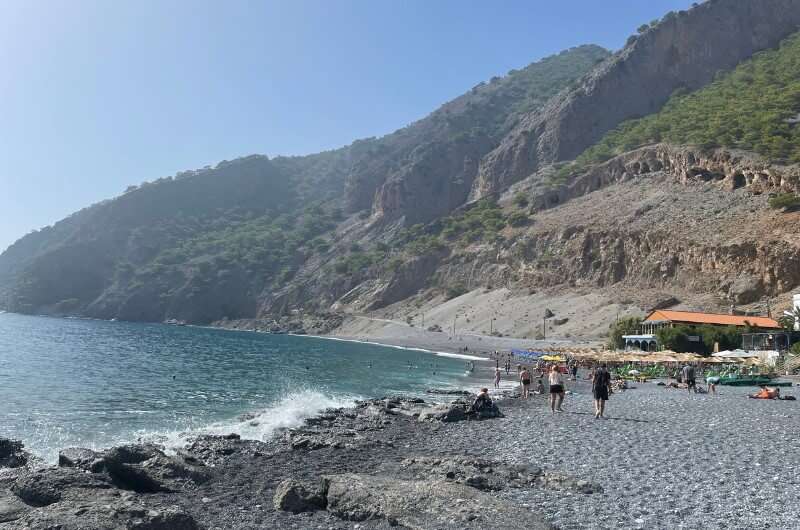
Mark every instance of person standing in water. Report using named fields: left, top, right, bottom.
left=519, top=366, right=531, bottom=399
left=494, top=367, right=501, bottom=389
left=548, top=365, right=565, bottom=413
left=592, top=364, right=612, bottom=419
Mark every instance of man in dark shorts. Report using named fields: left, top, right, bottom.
left=682, top=363, right=697, bottom=393
left=592, top=364, right=612, bottom=419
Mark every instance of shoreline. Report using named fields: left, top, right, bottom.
left=3, top=374, right=800, bottom=528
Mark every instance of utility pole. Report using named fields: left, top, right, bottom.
left=490, top=317, right=495, bottom=335
left=453, top=314, right=458, bottom=336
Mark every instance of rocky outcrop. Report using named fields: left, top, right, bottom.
left=272, top=479, right=327, bottom=513
left=509, top=227, right=800, bottom=303
left=476, top=0, right=800, bottom=196
left=371, top=135, right=493, bottom=224
left=324, top=473, right=550, bottom=529
left=531, top=144, right=800, bottom=211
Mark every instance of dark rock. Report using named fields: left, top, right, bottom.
left=58, top=447, right=102, bottom=471
left=272, top=479, right=327, bottom=513
left=0, top=489, right=30, bottom=523
left=85, top=444, right=212, bottom=493
left=11, top=467, right=113, bottom=507
left=106, top=452, right=212, bottom=493
left=9, top=496, right=199, bottom=530
left=0, top=439, right=31, bottom=469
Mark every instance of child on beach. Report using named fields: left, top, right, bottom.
left=494, top=367, right=501, bottom=388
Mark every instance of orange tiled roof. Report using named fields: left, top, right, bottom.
left=644, top=310, right=781, bottom=329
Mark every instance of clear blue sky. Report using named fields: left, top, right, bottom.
left=0, top=0, right=695, bottom=251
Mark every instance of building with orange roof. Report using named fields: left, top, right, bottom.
left=623, top=309, right=781, bottom=353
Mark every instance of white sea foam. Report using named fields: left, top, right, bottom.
left=433, top=351, right=487, bottom=361
left=141, top=389, right=359, bottom=454
left=310, top=334, right=490, bottom=362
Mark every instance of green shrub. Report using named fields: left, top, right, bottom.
left=768, top=193, right=800, bottom=211
left=507, top=211, right=530, bottom=227
left=446, top=283, right=468, bottom=300
left=608, top=317, right=643, bottom=349
left=513, top=192, right=529, bottom=208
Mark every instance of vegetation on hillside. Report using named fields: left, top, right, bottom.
left=768, top=193, right=800, bottom=211
left=144, top=203, right=342, bottom=286
left=328, top=199, right=530, bottom=278
left=559, top=32, right=800, bottom=179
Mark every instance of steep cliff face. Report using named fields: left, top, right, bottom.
left=343, top=45, right=611, bottom=220
left=476, top=0, right=800, bottom=196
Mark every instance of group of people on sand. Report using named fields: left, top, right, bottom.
left=492, top=360, right=614, bottom=419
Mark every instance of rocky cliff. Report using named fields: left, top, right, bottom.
left=475, top=0, right=800, bottom=196
left=530, top=143, right=800, bottom=211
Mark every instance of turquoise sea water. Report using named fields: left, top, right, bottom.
left=0, top=313, right=478, bottom=462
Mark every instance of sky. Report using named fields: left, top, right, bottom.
left=0, top=0, right=696, bottom=252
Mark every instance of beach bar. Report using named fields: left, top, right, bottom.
left=623, top=310, right=781, bottom=351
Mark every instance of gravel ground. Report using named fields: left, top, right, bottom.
left=424, top=379, right=800, bottom=530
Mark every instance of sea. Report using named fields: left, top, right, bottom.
left=0, top=312, right=485, bottom=462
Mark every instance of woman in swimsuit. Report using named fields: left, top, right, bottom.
left=548, top=365, right=565, bottom=413
left=494, top=367, right=501, bottom=389
left=520, top=367, right=531, bottom=399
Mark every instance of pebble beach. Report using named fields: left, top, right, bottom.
left=449, top=376, right=800, bottom=529
left=3, top=366, right=798, bottom=529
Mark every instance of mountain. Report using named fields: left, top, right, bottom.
left=0, top=45, right=609, bottom=323
left=2, top=0, right=800, bottom=337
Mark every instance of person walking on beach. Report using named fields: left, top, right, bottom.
left=494, top=367, right=501, bottom=389
left=592, top=364, right=612, bottom=419
left=520, top=367, right=531, bottom=399
left=682, top=363, right=697, bottom=393
left=548, top=365, right=565, bottom=413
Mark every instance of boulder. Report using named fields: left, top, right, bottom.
left=0, top=489, right=30, bottom=523
left=272, top=479, right=327, bottom=513
left=83, top=444, right=212, bottom=493
left=324, top=473, right=550, bottom=529
left=0, top=439, right=31, bottom=469
left=58, top=447, right=103, bottom=472
left=11, top=467, right=113, bottom=507
left=104, top=452, right=212, bottom=493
